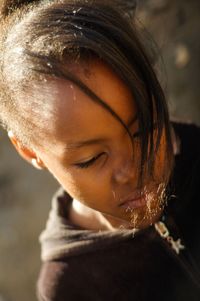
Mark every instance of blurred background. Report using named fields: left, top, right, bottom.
left=0, top=1, right=200, bottom=300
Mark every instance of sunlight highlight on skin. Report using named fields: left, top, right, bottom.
left=128, top=182, right=168, bottom=229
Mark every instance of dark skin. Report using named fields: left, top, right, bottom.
left=9, top=60, right=170, bottom=230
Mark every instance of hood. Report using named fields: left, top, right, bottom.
left=39, top=188, right=136, bottom=262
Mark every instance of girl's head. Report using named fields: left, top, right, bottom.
left=0, top=0, right=174, bottom=229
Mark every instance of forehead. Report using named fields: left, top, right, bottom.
left=41, top=60, right=136, bottom=145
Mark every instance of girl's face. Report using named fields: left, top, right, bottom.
left=35, top=60, right=170, bottom=229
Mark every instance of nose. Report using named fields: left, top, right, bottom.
left=112, top=156, right=135, bottom=185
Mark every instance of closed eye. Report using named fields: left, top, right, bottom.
left=74, top=153, right=105, bottom=169
left=74, top=130, right=142, bottom=170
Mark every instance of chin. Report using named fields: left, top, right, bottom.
left=110, top=200, right=165, bottom=230
left=104, top=184, right=167, bottom=230
left=133, top=209, right=163, bottom=230
left=129, top=201, right=165, bottom=230
left=104, top=207, right=163, bottom=230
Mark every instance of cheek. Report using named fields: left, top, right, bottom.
left=50, top=162, right=112, bottom=208
left=41, top=146, right=114, bottom=209
left=39, top=154, right=85, bottom=199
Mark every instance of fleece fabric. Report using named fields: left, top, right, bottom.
left=37, top=122, right=200, bottom=301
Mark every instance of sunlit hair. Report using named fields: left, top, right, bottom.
left=0, top=0, right=174, bottom=184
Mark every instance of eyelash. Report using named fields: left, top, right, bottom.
left=75, top=131, right=142, bottom=170
left=75, top=153, right=104, bottom=169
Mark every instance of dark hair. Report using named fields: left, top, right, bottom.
left=0, top=0, right=173, bottom=183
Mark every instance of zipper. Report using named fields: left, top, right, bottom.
left=155, top=221, right=185, bottom=254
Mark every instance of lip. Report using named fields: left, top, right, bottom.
left=119, top=190, right=147, bottom=210
left=120, top=196, right=147, bottom=210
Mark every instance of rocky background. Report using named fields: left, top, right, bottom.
left=137, top=0, right=200, bottom=125
left=0, top=1, right=200, bottom=300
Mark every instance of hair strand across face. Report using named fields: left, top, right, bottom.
left=0, top=0, right=174, bottom=184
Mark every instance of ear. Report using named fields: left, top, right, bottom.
left=8, top=131, right=46, bottom=170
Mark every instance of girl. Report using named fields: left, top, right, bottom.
left=0, top=0, right=199, bottom=300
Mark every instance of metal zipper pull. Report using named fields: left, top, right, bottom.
left=155, top=221, right=185, bottom=255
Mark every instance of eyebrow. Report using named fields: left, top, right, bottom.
left=65, top=114, right=138, bottom=150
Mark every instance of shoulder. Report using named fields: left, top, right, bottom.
left=170, top=120, right=200, bottom=195
left=172, top=120, right=200, bottom=158
left=170, top=121, right=200, bottom=254
left=171, top=120, right=200, bottom=187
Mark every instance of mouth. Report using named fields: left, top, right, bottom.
left=118, top=184, right=159, bottom=211
left=119, top=192, right=147, bottom=210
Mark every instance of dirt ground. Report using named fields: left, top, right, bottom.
left=0, top=1, right=200, bottom=300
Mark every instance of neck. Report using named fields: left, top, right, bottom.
left=69, top=199, right=115, bottom=231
